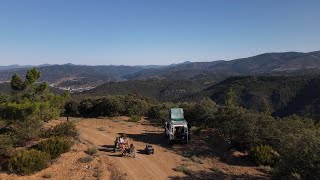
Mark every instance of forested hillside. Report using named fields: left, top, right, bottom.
left=186, top=75, right=320, bottom=122
left=79, top=80, right=214, bottom=101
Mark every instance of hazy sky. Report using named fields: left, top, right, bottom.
left=0, top=0, right=319, bottom=66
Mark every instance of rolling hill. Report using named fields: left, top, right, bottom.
left=126, top=51, right=320, bottom=80
left=78, top=79, right=213, bottom=101
left=183, top=75, right=320, bottom=122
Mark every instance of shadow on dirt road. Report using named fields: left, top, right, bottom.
left=169, top=170, right=269, bottom=180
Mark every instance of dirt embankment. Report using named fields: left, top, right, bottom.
left=0, top=117, right=269, bottom=180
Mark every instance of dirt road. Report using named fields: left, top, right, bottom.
left=0, top=117, right=268, bottom=180
left=77, top=117, right=187, bottom=180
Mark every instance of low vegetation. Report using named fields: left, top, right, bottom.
left=0, top=68, right=75, bottom=175
left=78, top=156, right=94, bottom=163
left=41, top=121, right=78, bottom=138
left=249, top=145, right=278, bottom=166
left=36, top=136, right=72, bottom=159
left=42, top=173, right=53, bottom=179
left=129, top=115, right=141, bottom=123
left=85, top=147, right=98, bottom=155
left=173, top=164, right=190, bottom=174
left=8, top=149, right=50, bottom=175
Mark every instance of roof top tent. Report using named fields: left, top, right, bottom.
left=169, top=108, right=185, bottom=121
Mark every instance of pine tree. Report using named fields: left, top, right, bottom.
left=10, top=74, right=24, bottom=91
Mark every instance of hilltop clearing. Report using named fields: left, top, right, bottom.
left=0, top=117, right=268, bottom=180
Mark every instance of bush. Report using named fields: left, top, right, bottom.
left=189, top=98, right=218, bottom=128
left=8, top=149, right=50, bottom=175
left=0, top=135, right=14, bottom=156
left=0, top=101, right=37, bottom=121
left=42, top=121, right=78, bottom=138
left=93, top=96, right=124, bottom=117
left=36, top=136, right=72, bottom=159
left=85, top=147, right=98, bottom=155
left=42, top=173, right=53, bottom=178
left=147, top=102, right=175, bottom=122
left=122, top=95, right=151, bottom=116
left=215, top=107, right=280, bottom=150
left=173, top=164, right=190, bottom=174
left=249, top=145, right=278, bottom=166
left=78, top=98, right=96, bottom=116
left=93, top=169, right=102, bottom=178
left=274, top=130, right=320, bottom=179
left=129, top=115, right=141, bottom=123
left=78, top=156, right=94, bottom=163
left=64, top=100, right=79, bottom=116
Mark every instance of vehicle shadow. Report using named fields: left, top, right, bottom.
left=126, top=130, right=257, bottom=167
left=169, top=169, right=269, bottom=180
left=99, top=145, right=115, bottom=153
left=107, top=154, right=122, bottom=157
left=137, top=149, right=146, bottom=154
left=126, top=132, right=168, bottom=148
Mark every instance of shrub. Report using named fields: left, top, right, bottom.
left=78, top=156, right=94, bottom=163
left=8, top=149, right=50, bottom=175
left=123, top=95, right=150, bottom=116
left=249, top=145, right=278, bottom=166
left=42, top=173, right=53, bottom=178
left=93, top=169, right=102, bottom=178
left=148, top=103, right=176, bottom=122
left=64, top=100, right=79, bottom=116
left=274, top=130, right=320, bottom=179
left=85, top=147, right=98, bottom=155
left=36, top=136, right=72, bottom=159
left=0, top=135, right=14, bottom=156
left=173, top=164, right=190, bottom=174
left=0, top=101, right=37, bottom=121
left=93, top=96, right=124, bottom=117
left=42, top=121, right=78, bottom=138
left=129, top=115, right=141, bottom=123
left=10, top=119, right=42, bottom=146
left=190, top=98, right=218, bottom=128
left=78, top=98, right=96, bottom=116
left=216, top=107, right=280, bottom=150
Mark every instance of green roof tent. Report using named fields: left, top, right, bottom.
left=170, top=108, right=185, bottom=121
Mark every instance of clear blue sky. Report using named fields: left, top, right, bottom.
left=0, top=0, right=319, bottom=66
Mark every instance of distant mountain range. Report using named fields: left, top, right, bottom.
left=0, top=65, right=34, bottom=71
left=125, top=51, right=320, bottom=80
left=1, top=50, right=320, bottom=89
